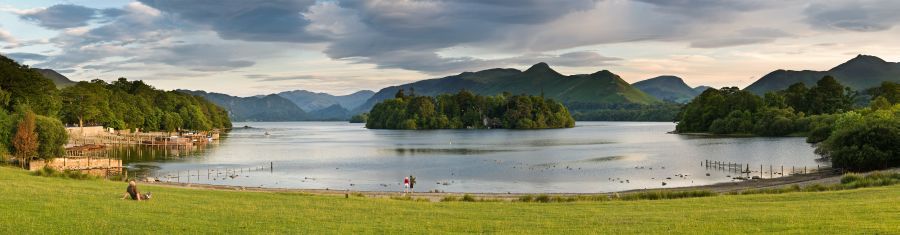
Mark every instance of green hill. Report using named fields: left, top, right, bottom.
left=178, top=90, right=308, bottom=122
left=745, top=55, right=900, bottom=95
left=632, top=75, right=700, bottom=103
left=32, top=68, right=76, bottom=88
left=355, top=62, right=659, bottom=113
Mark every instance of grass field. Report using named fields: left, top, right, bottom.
left=1, top=167, right=898, bottom=234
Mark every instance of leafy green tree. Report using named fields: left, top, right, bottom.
left=782, top=83, right=808, bottom=113
left=0, top=56, right=61, bottom=116
left=805, top=76, right=853, bottom=115
left=815, top=104, right=900, bottom=171
left=61, top=81, right=111, bottom=128
left=869, top=81, right=899, bottom=104
left=180, top=105, right=213, bottom=131
left=366, top=90, right=574, bottom=129
left=0, top=87, right=9, bottom=108
left=34, top=115, right=67, bottom=160
left=161, top=112, right=183, bottom=132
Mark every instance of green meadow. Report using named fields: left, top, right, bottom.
left=1, top=167, right=898, bottom=234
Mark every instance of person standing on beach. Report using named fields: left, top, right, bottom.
left=409, top=175, right=416, bottom=193
left=403, top=176, right=410, bottom=193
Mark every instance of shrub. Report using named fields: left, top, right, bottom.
left=534, top=194, right=551, bottom=203
left=440, top=196, right=459, bottom=202
left=31, top=167, right=96, bottom=180
left=518, top=195, right=534, bottom=202
left=620, top=190, right=716, bottom=201
left=461, top=194, right=476, bottom=202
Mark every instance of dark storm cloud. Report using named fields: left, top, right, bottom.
left=804, top=0, right=900, bottom=32
left=326, top=0, right=594, bottom=58
left=18, top=4, right=123, bottom=29
left=137, top=0, right=324, bottom=42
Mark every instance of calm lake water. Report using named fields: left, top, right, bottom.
left=120, top=122, right=825, bottom=193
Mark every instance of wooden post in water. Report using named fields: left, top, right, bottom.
left=770, top=165, right=773, bottom=179
left=270, top=162, right=273, bottom=173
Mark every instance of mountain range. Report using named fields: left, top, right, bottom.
left=34, top=54, right=900, bottom=122
left=177, top=90, right=309, bottom=122
left=277, top=90, right=374, bottom=112
left=745, top=54, right=900, bottom=95
left=178, top=90, right=375, bottom=121
left=632, top=76, right=703, bottom=103
left=354, top=62, right=659, bottom=113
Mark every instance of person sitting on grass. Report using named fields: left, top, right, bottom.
left=121, top=180, right=152, bottom=201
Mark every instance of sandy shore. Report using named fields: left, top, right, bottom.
left=138, top=167, right=898, bottom=202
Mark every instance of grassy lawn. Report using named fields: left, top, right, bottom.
left=1, top=167, right=898, bottom=234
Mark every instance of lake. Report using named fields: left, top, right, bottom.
left=120, top=122, right=826, bottom=193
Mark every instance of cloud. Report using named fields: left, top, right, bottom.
left=804, top=0, right=900, bottom=32
left=137, top=44, right=256, bottom=72
left=18, top=4, right=120, bottom=29
left=0, top=27, right=14, bottom=43
left=137, top=0, right=324, bottom=42
left=690, top=28, right=791, bottom=48
left=3, top=52, right=48, bottom=62
left=503, top=51, right=623, bottom=68
left=245, top=74, right=318, bottom=82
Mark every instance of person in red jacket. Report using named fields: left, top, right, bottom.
left=403, top=176, right=410, bottom=193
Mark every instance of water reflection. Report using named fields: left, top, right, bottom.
left=112, top=122, right=826, bottom=193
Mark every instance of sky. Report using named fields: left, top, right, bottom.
left=1, top=0, right=899, bottom=97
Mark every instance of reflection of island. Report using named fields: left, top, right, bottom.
left=365, top=90, right=575, bottom=130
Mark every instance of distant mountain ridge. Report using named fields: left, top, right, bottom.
left=355, top=62, right=660, bottom=113
left=277, top=89, right=374, bottom=111
left=177, top=90, right=308, bottom=122
left=632, top=75, right=701, bottom=103
left=744, top=55, right=900, bottom=94
left=33, top=68, right=76, bottom=88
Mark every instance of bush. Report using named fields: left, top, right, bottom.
left=440, top=196, right=459, bottom=202
left=461, top=194, right=476, bottom=202
left=34, top=115, right=68, bottom=160
left=820, top=124, right=899, bottom=171
left=534, top=194, right=551, bottom=203
left=620, top=190, right=716, bottom=201
left=31, top=167, right=96, bottom=180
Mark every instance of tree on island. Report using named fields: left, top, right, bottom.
left=366, top=90, right=574, bottom=129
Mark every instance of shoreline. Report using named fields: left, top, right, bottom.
left=142, top=168, right=856, bottom=201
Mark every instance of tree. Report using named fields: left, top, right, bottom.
left=61, top=81, right=110, bottom=129
left=34, top=115, right=67, bottom=160
left=0, top=56, right=61, bottom=116
left=366, top=90, right=574, bottom=130
left=816, top=105, right=900, bottom=171
left=0, top=87, right=9, bottom=108
left=782, top=83, right=808, bottom=113
left=805, top=76, right=852, bottom=114
left=869, top=81, right=899, bottom=104
left=12, top=111, right=38, bottom=168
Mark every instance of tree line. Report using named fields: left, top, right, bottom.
left=0, top=55, right=231, bottom=166
left=365, top=89, right=575, bottom=129
left=675, top=75, right=898, bottom=171
left=59, top=79, right=231, bottom=132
